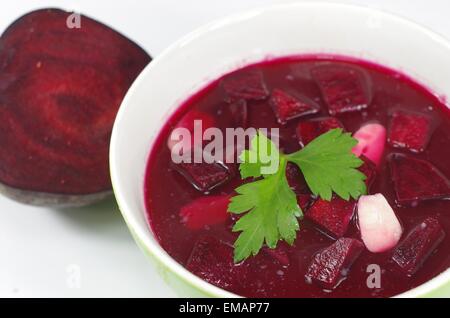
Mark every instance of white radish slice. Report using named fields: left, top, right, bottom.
left=358, top=194, right=403, bottom=253
left=352, top=123, right=386, bottom=166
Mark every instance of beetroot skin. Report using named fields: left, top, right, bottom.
left=0, top=9, right=151, bottom=205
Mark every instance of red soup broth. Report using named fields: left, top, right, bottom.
left=144, top=55, right=450, bottom=298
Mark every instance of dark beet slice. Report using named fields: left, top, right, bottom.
left=311, top=64, right=372, bottom=115
left=0, top=9, right=151, bottom=206
left=389, top=154, right=450, bottom=206
left=186, top=235, right=248, bottom=290
left=221, top=69, right=269, bottom=102
left=269, top=88, right=320, bottom=124
left=228, top=99, right=248, bottom=128
left=296, top=117, right=345, bottom=147
left=180, top=195, right=231, bottom=230
left=305, top=197, right=356, bottom=238
left=305, top=238, right=364, bottom=290
left=359, top=155, right=377, bottom=189
left=388, top=110, right=435, bottom=153
left=172, top=160, right=231, bottom=193
left=392, top=217, right=445, bottom=276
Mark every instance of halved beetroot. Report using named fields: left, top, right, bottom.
left=221, top=68, right=269, bottom=102
left=311, top=64, right=372, bottom=115
left=186, top=235, right=248, bottom=290
left=269, top=88, right=320, bottom=124
left=296, top=117, right=345, bottom=147
left=172, top=160, right=231, bottom=193
left=392, top=217, right=445, bottom=276
left=389, top=154, right=450, bottom=206
left=388, top=110, right=435, bottom=153
left=0, top=9, right=151, bottom=206
left=305, top=238, right=364, bottom=290
left=180, top=195, right=231, bottom=230
left=305, top=197, right=357, bottom=238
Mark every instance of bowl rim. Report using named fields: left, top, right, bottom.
left=110, top=1, right=450, bottom=298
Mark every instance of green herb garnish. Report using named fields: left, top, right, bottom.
left=228, top=128, right=366, bottom=263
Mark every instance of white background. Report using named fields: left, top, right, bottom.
left=0, top=0, right=449, bottom=297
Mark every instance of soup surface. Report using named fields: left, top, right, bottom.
left=145, top=56, right=450, bottom=297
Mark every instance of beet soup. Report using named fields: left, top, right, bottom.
left=144, top=55, right=450, bottom=298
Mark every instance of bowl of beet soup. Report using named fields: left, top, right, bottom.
left=110, top=3, right=450, bottom=297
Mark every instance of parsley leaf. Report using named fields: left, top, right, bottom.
left=229, top=153, right=300, bottom=263
left=228, top=129, right=366, bottom=263
left=287, top=128, right=366, bottom=201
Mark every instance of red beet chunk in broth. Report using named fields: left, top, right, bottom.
left=228, top=99, right=248, bottom=128
left=359, top=155, right=377, bottom=189
left=180, top=195, right=231, bottom=230
left=392, top=217, right=445, bottom=276
left=296, top=117, right=345, bottom=147
left=297, top=194, right=313, bottom=211
left=186, top=236, right=248, bottom=291
left=305, top=238, right=364, bottom=290
left=389, top=154, right=450, bottom=206
left=388, top=110, right=435, bottom=153
left=172, top=161, right=231, bottom=193
left=167, top=110, right=215, bottom=152
left=305, top=197, right=357, bottom=238
left=311, top=64, right=372, bottom=115
left=221, top=69, right=269, bottom=102
left=285, top=163, right=308, bottom=194
left=263, top=243, right=290, bottom=267
left=269, top=88, right=320, bottom=124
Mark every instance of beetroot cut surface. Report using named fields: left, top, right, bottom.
left=305, top=238, right=364, bottom=290
left=186, top=235, right=248, bottom=291
left=0, top=8, right=151, bottom=204
left=389, top=153, right=450, bottom=206
left=392, top=217, right=445, bottom=276
left=305, top=197, right=356, bottom=238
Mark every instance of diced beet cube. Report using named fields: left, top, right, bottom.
left=167, top=110, right=215, bottom=152
left=388, top=110, right=435, bottom=153
left=228, top=99, right=248, bottom=128
left=180, top=195, right=231, bottom=230
left=221, top=69, right=269, bottom=102
left=305, top=197, right=357, bottom=238
left=186, top=236, right=247, bottom=290
left=173, top=161, right=231, bottom=193
left=359, top=155, right=377, bottom=189
left=285, top=163, right=308, bottom=194
left=311, top=64, right=372, bottom=115
left=263, top=244, right=290, bottom=267
left=297, top=194, right=313, bottom=211
left=296, top=117, right=345, bottom=147
left=392, top=217, right=445, bottom=276
left=352, top=123, right=387, bottom=166
left=269, top=88, right=320, bottom=124
left=305, top=238, right=364, bottom=289
left=389, top=154, right=450, bottom=206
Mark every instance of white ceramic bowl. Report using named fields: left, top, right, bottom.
left=110, top=2, right=450, bottom=297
